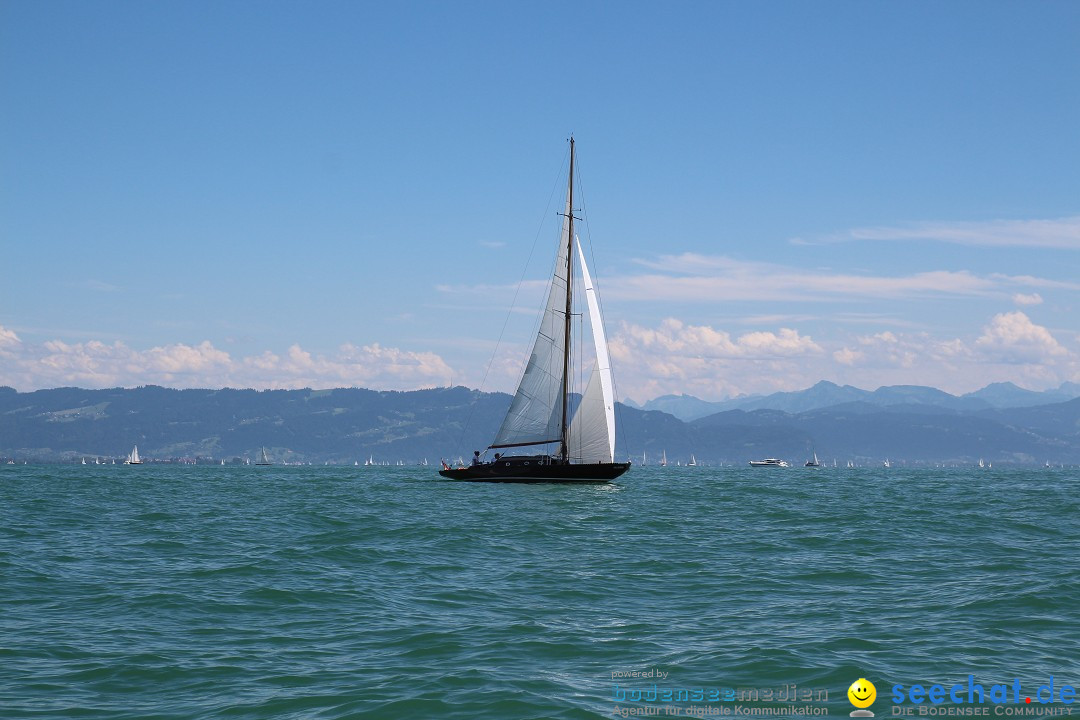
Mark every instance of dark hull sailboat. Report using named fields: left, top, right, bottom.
left=438, top=457, right=630, bottom=484
left=439, top=138, right=629, bottom=484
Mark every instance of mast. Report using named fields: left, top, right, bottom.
left=560, top=137, right=575, bottom=462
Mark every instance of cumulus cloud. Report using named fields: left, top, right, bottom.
left=974, top=311, right=1067, bottom=363
left=833, top=347, right=862, bottom=366
left=801, top=313, right=1073, bottom=395
left=605, top=311, right=1079, bottom=400
left=0, top=329, right=454, bottom=391
left=608, top=318, right=824, bottom=399
left=616, top=318, right=822, bottom=358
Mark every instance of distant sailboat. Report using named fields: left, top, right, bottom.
left=641, top=451, right=647, bottom=466
left=805, top=452, right=821, bottom=468
left=688, top=454, right=697, bottom=466
left=255, top=447, right=272, bottom=466
left=660, top=450, right=667, bottom=467
left=124, top=445, right=143, bottom=465
left=883, top=458, right=891, bottom=468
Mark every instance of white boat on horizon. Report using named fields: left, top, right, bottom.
left=749, top=458, right=789, bottom=468
left=255, top=447, right=272, bottom=466
left=124, top=445, right=143, bottom=465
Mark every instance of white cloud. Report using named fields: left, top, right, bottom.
left=833, top=347, right=862, bottom=366
left=0, top=325, right=20, bottom=350
left=608, top=318, right=824, bottom=399
left=808, top=216, right=1080, bottom=249
left=4, top=313, right=1076, bottom=402
left=604, top=312, right=1079, bottom=400
left=974, top=311, right=1067, bottom=363
left=615, top=318, right=823, bottom=359
left=605, top=254, right=1056, bottom=304
left=0, top=331, right=454, bottom=391
left=1012, top=292, right=1044, bottom=306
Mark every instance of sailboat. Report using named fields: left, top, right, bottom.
left=660, top=450, right=667, bottom=467
left=124, top=445, right=143, bottom=465
left=688, top=454, right=697, bottom=466
left=438, top=139, right=630, bottom=483
left=255, top=447, right=272, bottom=466
left=805, top=451, right=821, bottom=467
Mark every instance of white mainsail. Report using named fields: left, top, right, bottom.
left=567, top=239, right=615, bottom=463
left=491, top=188, right=572, bottom=449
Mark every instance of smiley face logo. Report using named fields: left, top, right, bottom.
left=848, top=678, right=876, bottom=715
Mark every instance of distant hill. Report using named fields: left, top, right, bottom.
left=628, top=394, right=733, bottom=421
left=3, top=384, right=1080, bottom=465
left=963, top=381, right=1080, bottom=408
left=634, top=380, right=1080, bottom=420
left=0, top=385, right=509, bottom=465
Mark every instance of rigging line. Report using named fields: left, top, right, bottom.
left=453, top=145, right=572, bottom=451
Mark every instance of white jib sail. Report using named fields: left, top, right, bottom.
left=491, top=188, right=572, bottom=449
left=567, top=238, right=615, bottom=463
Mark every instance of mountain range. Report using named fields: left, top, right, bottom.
left=2, top=382, right=1080, bottom=465
left=625, top=380, right=1080, bottom=420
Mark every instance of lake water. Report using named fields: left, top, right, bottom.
left=2, top=464, right=1077, bottom=719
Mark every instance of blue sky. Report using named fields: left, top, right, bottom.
left=2, top=1, right=1079, bottom=401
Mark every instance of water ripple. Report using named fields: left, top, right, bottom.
left=1, top=464, right=1077, bottom=718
